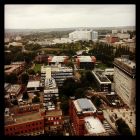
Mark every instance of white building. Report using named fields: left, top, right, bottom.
left=112, top=30, right=118, bottom=34
left=117, top=33, right=130, bottom=40
left=69, top=30, right=98, bottom=41
left=113, top=57, right=136, bottom=109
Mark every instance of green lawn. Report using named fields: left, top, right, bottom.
left=95, top=63, right=108, bottom=70
left=33, top=64, right=41, bottom=73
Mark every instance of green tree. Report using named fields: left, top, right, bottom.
left=21, top=73, right=29, bottom=85
left=91, top=96, right=102, bottom=108
left=115, top=118, right=132, bottom=135
left=32, top=96, right=40, bottom=103
left=5, top=73, right=18, bottom=84
left=22, top=92, right=29, bottom=100
left=28, top=69, right=36, bottom=75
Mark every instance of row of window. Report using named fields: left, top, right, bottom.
left=47, top=116, right=61, bottom=121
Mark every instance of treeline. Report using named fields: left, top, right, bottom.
left=89, top=42, right=135, bottom=67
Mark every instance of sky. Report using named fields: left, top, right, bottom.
left=5, top=4, right=135, bottom=29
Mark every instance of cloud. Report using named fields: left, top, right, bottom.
left=5, top=4, right=135, bottom=29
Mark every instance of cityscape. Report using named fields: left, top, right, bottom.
left=4, top=5, right=136, bottom=136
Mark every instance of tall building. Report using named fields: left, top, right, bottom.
left=69, top=30, right=98, bottom=41
left=41, top=64, right=73, bottom=87
left=69, top=98, right=107, bottom=136
left=113, top=57, right=136, bottom=109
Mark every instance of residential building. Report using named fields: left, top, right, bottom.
left=76, top=56, right=96, bottom=70
left=35, top=54, right=49, bottom=63
left=117, top=33, right=130, bottom=40
left=92, top=69, right=112, bottom=92
left=113, top=57, right=136, bottom=109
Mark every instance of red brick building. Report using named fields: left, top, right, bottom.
left=106, top=35, right=119, bottom=43
left=69, top=98, right=105, bottom=136
left=5, top=111, right=44, bottom=136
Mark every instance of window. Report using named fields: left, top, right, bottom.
left=51, top=117, right=53, bottom=120
left=48, top=117, right=50, bottom=120
left=54, top=122, right=56, bottom=125
left=59, top=117, right=61, bottom=119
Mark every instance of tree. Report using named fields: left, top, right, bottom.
left=32, top=96, right=40, bottom=103
left=34, top=92, right=40, bottom=97
left=22, top=92, right=29, bottom=100
left=5, top=73, right=18, bottom=84
left=61, top=78, right=78, bottom=97
left=28, top=69, right=36, bottom=75
left=51, top=95, right=57, bottom=106
left=115, top=118, right=132, bottom=135
left=91, top=96, right=102, bottom=108
left=21, top=73, right=29, bottom=85
left=74, top=88, right=85, bottom=99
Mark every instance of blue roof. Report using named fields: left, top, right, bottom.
left=77, top=98, right=94, bottom=111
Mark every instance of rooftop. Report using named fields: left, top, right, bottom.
left=27, top=81, right=40, bottom=88
left=5, top=112, right=43, bottom=126
left=49, top=56, right=68, bottom=63
left=77, top=56, right=93, bottom=62
left=92, top=70, right=111, bottom=83
left=84, top=116, right=106, bottom=134
left=6, top=84, right=21, bottom=93
left=45, top=110, right=62, bottom=116
left=5, top=65, right=21, bottom=73
left=74, top=98, right=97, bottom=113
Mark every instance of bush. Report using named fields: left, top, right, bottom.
left=115, top=118, right=132, bottom=135
left=32, top=96, right=40, bottom=103
left=22, top=92, right=29, bottom=100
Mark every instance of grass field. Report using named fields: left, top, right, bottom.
left=33, top=64, right=42, bottom=73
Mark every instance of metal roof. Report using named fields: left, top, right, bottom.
left=77, top=98, right=94, bottom=110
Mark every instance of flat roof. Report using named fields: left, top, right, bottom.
left=6, top=84, right=21, bottom=93
left=5, top=112, right=43, bottom=126
left=77, top=56, right=93, bottom=62
left=27, top=81, right=40, bottom=88
left=84, top=116, right=106, bottom=134
left=5, top=65, right=20, bottom=73
left=50, top=56, right=68, bottom=63
left=45, top=110, right=62, bottom=116
left=92, top=71, right=111, bottom=84
left=114, top=58, right=135, bottom=69
left=73, top=98, right=97, bottom=113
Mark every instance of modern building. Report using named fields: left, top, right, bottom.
left=92, top=69, right=112, bottom=92
left=48, top=56, right=69, bottom=65
left=41, top=64, right=73, bottom=87
left=113, top=57, right=136, bottom=109
left=43, top=77, right=59, bottom=110
left=69, top=30, right=98, bottom=41
left=76, top=56, right=96, bottom=70
left=69, top=98, right=106, bottom=136
left=4, top=109, right=44, bottom=136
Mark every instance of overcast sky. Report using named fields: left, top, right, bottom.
left=5, top=4, right=135, bottom=29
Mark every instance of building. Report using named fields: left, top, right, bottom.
left=113, top=57, right=136, bottom=109
left=48, top=56, right=69, bottom=65
left=69, top=98, right=106, bottom=136
left=41, top=65, right=73, bottom=87
left=84, top=116, right=107, bottom=136
left=4, top=109, right=44, bottom=136
left=117, top=33, right=130, bottom=40
left=104, top=68, right=114, bottom=76
left=106, top=34, right=119, bottom=43
left=5, top=84, right=22, bottom=98
left=35, top=54, right=49, bottom=63
left=43, top=77, right=59, bottom=110
left=27, top=81, right=43, bottom=93
left=112, top=30, right=118, bottom=34
left=5, top=61, right=25, bottom=75
left=92, top=69, right=112, bottom=92
left=69, top=30, right=98, bottom=41
left=44, top=109, right=63, bottom=133
left=76, top=56, right=96, bottom=70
